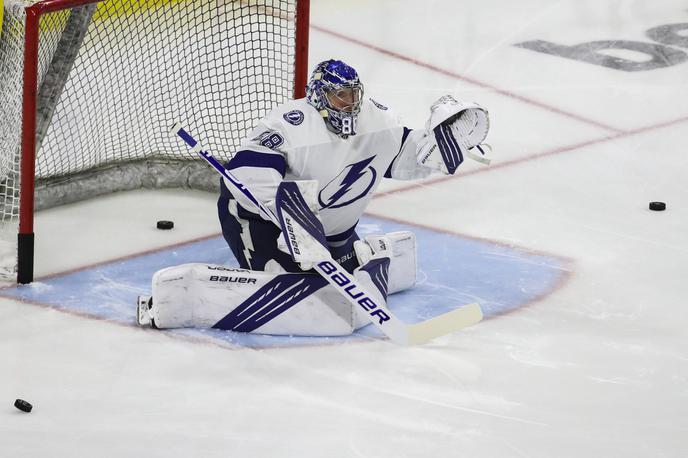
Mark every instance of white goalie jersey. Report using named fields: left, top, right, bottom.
left=142, top=95, right=490, bottom=336
left=225, top=97, right=430, bottom=241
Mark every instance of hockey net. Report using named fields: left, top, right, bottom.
left=0, top=0, right=309, bottom=282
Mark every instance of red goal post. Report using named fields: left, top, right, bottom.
left=0, top=0, right=310, bottom=283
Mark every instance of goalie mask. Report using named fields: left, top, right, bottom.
left=306, top=59, right=364, bottom=138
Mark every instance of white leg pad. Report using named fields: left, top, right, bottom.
left=358, top=231, right=417, bottom=294
left=150, top=263, right=358, bottom=336
left=351, top=259, right=390, bottom=331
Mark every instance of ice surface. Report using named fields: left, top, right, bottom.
left=0, top=216, right=566, bottom=348
left=1, top=1, right=687, bottom=457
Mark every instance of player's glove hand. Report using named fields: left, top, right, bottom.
left=416, top=95, right=490, bottom=175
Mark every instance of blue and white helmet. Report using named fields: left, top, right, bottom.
left=306, top=59, right=364, bottom=138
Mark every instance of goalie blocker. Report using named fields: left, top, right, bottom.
left=137, top=231, right=417, bottom=336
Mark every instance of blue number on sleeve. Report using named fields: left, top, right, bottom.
left=259, top=132, right=285, bottom=149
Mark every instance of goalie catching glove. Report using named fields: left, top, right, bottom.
left=416, top=95, right=490, bottom=174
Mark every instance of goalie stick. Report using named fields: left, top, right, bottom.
left=170, top=122, right=483, bottom=345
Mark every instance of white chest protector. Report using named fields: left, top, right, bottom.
left=228, top=98, right=429, bottom=239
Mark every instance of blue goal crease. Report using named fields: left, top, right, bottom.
left=0, top=216, right=569, bottom=349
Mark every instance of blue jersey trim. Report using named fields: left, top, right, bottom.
left=326, top=222, right=359, bottom=243
left=227, top=149, right=287, bottom=177
left=385, top=127, right=413, bottom=178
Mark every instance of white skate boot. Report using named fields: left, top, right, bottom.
left=136, top=296, right=157, bottom=328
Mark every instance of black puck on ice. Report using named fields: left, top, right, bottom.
left=156, top=220, right=174, bottom=230
left=649, top=202, right=666, bottom=211
left=14, top=399, right=32, bottom=413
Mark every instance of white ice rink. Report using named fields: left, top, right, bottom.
left=1, top=0, right=687, bottom=456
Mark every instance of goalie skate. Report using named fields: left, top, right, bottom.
left=136, top=296, right=156, bottom=328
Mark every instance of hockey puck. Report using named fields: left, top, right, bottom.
left=649, top=202, right=666, bottom=211
left=14, top=399, right=32, bottom=413
left=156, top=220, right=174, bottom=230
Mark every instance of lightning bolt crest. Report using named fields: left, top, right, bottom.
left=319, top=156, right=377, bottom=209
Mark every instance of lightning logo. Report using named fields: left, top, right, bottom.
left=318, top=156, right=377, bottom=209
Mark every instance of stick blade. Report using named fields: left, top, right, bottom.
left=405, top=302, right=483, bottom=345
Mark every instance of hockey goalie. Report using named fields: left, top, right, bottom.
left=137, top=59, right=490, bottom=338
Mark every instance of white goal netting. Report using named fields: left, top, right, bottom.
left=0, top=0, right=302, bottom=279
